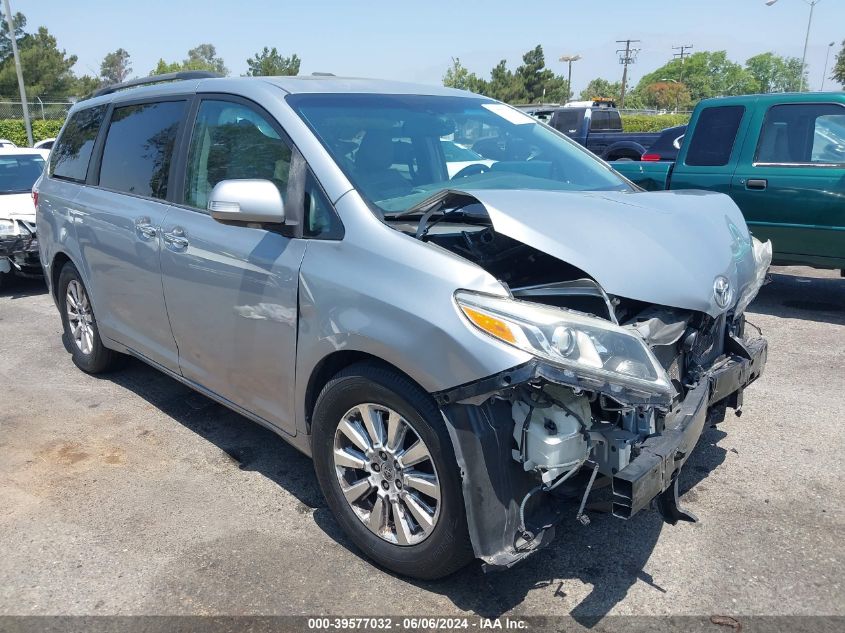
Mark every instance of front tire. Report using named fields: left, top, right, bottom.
left=312, top=362, right=473, bottom=579
left=57, top=262, right=121, bottom=374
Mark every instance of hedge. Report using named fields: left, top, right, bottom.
left=0, top=119, right=64, bottom=147
left=620, top=114, right=690, bottom=132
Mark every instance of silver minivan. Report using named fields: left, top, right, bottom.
left=36, top=72, right=770, bottom=579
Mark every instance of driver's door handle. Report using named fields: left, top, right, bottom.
left=746, top=179, right=768, bottom=190
left=163, top=227, right=189, bottom=249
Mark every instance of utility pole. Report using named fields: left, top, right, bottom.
left=3, top=0, right=32, bottom=146
left=672, top=44, right=694, bottom=84
left=616, top=39, right=640, bottom=108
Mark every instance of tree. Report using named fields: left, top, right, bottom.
left=246, top=47, right=300, bottom=76
left=150, top=43, right=228, bottom=76
left=514, top=45, right=569, bottom=103
left=642, top=81, right=691, bottom=111
left=485, top=59, right=526, bottom=103
left=442, top=57, right=486, bottom=93
left=636, top=51, right=756, bottom=104
left=579, top=78, right=623, bottom=102
left=100, top=48, right=131, bottom=85
left=72, top=74, right=102, bottom=97
left=745, top=52, right=805, bottom=93
left=185, top=43, right=227, bottom=75
left=833, top=40, right=845, bottom=87
left=0, top=8, right=25, bottom=63
left=0, top=26, right=77, bottom=98
left=150, top=58, right=181, bottom=75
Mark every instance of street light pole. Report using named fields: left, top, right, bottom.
left=821, top=41, right=835, bottom=90
left=765, top=0, right=820, bottom=92
left=3, top=0, right=32, bottom=146
left=559, top=55, right=581, bottom=103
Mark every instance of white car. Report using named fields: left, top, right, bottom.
left=0, top=148, right=46, bottom=286
left=34, top=137, right=56, bottom=151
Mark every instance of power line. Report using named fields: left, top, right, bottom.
left=616, top=39, right=641, bottom=108
left=672, top=44, right=694, bottom=84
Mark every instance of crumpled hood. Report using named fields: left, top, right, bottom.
left=461, top=188, right=758, bottom=317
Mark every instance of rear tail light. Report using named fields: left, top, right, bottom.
left=641, top=153, right=661, bottom=161
left=32, top=190, right=38, bottom=208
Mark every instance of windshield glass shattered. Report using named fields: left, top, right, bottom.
left=287, top=94, right=631, bottom=214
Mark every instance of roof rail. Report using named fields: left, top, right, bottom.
left=91, top=71, right=222, bottom=98
left=311, top=72, right=335, bottom=77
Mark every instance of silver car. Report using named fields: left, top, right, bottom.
left=36, top=72, right=770, bottom=579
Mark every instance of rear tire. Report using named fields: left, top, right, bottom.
left=312, top=361, right=474, bottom=579
left=57, top=262, right=121, bottom=374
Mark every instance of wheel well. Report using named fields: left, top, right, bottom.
left=608, top=149, right=641, bottom=161
left=303, top=351, right=425, bottom=432
left=51, top=252, right=71, bottom=301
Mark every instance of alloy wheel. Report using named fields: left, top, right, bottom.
left=65, top=279, right=94, bottom=355
left=333, top=403, right=441, bottom=546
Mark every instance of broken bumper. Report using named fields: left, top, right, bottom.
left=0, top=232, right=42, bottom=277
left=438, top=334, right=767, bottom=571
left=612, top=335, right=767, bottom=520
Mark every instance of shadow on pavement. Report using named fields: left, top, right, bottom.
left=750, top=271, right=844, bottom=326
left=0, top=274, right=47, bottom=299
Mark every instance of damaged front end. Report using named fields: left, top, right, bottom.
left=0, top=217, right=41, bottom=279
left=409, top=190, right=771, bottom=571
left=436, top=299, right=766, bottom=571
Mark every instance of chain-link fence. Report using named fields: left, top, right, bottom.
left=0, top=100, right=73, bottom=120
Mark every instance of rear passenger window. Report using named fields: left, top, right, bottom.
left=49, top=105, right=107, bottom=182
left=756, top=103, right=845, bottom=165
left=184, top=100, right=292, bottom=211
left=685, top=105, right=745, bottom=167
left=98, top=101, right=186, bottom=199
left=590, top=110, right=608, bottom=131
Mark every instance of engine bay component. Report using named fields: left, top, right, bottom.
left=511, top=384, right=591, bottom=484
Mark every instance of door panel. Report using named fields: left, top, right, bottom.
left=73, top=187, right=178, bottom=370
left=160, top=209, right=306, bottom=432
left=730, top=102, right=845, bottom=264
left=160, top=97, right=305, bottom=433
left=730, top=168, right=845, bottom=261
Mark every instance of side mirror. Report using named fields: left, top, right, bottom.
left=208, top=179, right=285, bottom=225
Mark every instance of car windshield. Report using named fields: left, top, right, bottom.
left=0, top=154, right=45, bottom=194
left=287, top=94, right=630, bottom=214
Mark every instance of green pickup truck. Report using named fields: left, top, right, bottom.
left=614, top=93, right=845, bottom=271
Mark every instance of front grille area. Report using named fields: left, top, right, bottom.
left=691, top=314, right=726, bottom=368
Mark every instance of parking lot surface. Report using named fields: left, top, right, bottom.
left=1, top=266, right=843, bottom=621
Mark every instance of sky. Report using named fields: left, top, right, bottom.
left=15, top=0, right=845, bottom=95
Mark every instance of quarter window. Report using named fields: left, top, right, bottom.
left=184, top=100, right=292, bottom=211
left=756, top=103, right=845, bottom=165
left=49, top=105, right=107, bottom=182
left=98, top=101, right=186, bottom=199
left=685, top=105, right=745, bottom=167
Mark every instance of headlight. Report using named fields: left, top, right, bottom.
left=734, top=237, right=772, bottom=317
left=455, top=290, right=672, bottom=397
left=0, top=218, right=17, bottom=237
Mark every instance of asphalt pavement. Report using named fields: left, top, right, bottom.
left=0, top=266, right=842, bottom=624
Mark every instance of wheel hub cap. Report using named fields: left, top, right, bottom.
left=65, top=280, right=94, bottom=355
left=333, top=403, right=441, bottom=546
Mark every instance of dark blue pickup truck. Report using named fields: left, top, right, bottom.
left=526, top=101, right=662, bottom=161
